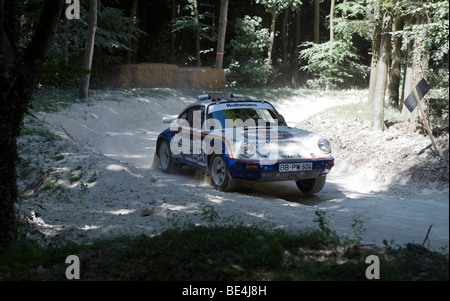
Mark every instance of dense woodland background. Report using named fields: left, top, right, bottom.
left=0, top=0, right=448, bottom=248
left=9, top=0, right=449, bottom=92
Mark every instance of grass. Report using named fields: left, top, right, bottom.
left=335, top=102, right=408, bottom=122
left=0, top=222, right=447, bottom=281
left=29, top=88, right=91, bottom=113
left=20, top=117, right=59, bottom=143
left=298, top=101, right=410, bottom=126
left=68, top=166, right=83, bottom=184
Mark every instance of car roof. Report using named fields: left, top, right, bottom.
left=183, top=93, right=274, bottom=112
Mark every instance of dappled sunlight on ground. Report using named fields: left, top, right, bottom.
left=17, top=88, right=449, bottom=252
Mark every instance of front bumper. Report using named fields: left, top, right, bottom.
left=226, top=157, right=334, bottom=182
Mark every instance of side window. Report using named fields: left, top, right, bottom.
left=191, top=106, right=205, bottom=130
left=178, top=106, right=204, bottom=130
left=179, top=110, right=189, bottom=121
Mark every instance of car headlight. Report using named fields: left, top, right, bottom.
left=318, top=138, right=331, bottom=154
left=239, top=141, right=255, bottom=158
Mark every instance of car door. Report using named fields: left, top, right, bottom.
left=179, top=105, right=207, bottom=169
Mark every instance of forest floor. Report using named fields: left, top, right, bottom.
left=12, top=88, right=449, bottom=280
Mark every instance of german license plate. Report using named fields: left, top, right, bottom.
left=279, top=162, right=313, bottom=172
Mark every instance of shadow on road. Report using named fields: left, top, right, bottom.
left=168, top=166, right=345, bottom=206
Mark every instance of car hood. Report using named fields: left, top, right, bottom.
left=218, top=126, right=332, bottom=161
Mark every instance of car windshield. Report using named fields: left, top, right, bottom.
left=207, top=107, right=286, bottom=128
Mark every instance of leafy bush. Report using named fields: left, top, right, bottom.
left=299, top=40, right=368, bottom=90
left=226, top=16, right=271, bottom=87
left=40, top=4, right=144, bottom=88
left=40, top=56, right=90, bottom=87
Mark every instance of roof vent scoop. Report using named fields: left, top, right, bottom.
left=197, top=94, right=211, bottom=101
left=230, top=93, right=244, bottom=99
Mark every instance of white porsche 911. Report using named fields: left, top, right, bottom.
left=156, top=93, right=334, bottom=194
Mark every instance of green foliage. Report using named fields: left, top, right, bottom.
left=428, top=89, right=449, bottom=126
left=350, top=216, right=367, bottom=245
left=171, top=0, right=217, bottom=64
left=334, top=0, right=373, bottom=41
left=1, top=225, right=447, bottom=281
left=255, top=0, right=302, bottom=13
left=227, top=16, right=271, bottom=87
left=38, top=3, right=143, bottom=87
left=68, top=166, right=83, bottom=184
left=171, top=1, right=216, bottom=40
left=41, top=56, right=90, bottom=87
left=299, top=40, right=368, bottom=89
left=51, top=7, right=88, bottom=60
left=312, top=210, right=340, bottom=243
left=200, top=205, right=220, bottom=222
left=14, top=0, right=449, bottom=90
left=14, top=0, right=45, bottom=54
left=298, top=0, right=372, bottom=90
left=28, top=89, right=89, bottom=113
left=400, top=1, right=449, bottom=67
left=20, top=126, right=58, bottom=144
left=97, top=7, right=142, bottom=51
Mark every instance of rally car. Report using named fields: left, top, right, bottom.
left=156, top=93, right=334, bottom=194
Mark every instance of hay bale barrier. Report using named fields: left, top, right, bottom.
left=100, top=64, right=225, bottom=90
left=178, top=68, right=226, bottom=90
left=117, top=64, right=134, bottom=88
left=135, top=64, right=179, bottom=88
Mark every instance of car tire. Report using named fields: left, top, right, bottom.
left=296, top=175, right=326, bottom=194
left=209, top=155, right=239, bottom=192
left=158, top=140, right=181, bottom=174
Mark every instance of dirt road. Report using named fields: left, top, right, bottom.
left=19, top=89, right=449, bottom=252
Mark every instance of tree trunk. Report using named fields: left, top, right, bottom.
left=387, top=12, right=404, bottom=108
left=127, top=0, right=138, bottom=64
left=368, top=3, right=382, bottom=103
left=193, top=0, right=201, bottom=67
left=291, top=8, right=301, bottom=86
left=314, top=0, right=320, bottom=43
left=0, top=0, right=64, bottom=249
left=341, top=0, right=347, bottom=18
left=329, top=0, right=335, bottom=46
left=281, top=8, right=289, bottom=82
left=78, top=0, right=97, bottom=99
left=170, top=0, right=177, bottom=63
left=371, top=5, right=393, bottom=131
left=215, top=0, right=228, bottom=69
left=400, top=14, right=416, bottom=116
left=408, top=10, right=430, bottom=132
left=0, top=104, right=19, bottom=249
left=264, top=4, right=277, bottom=84
left=326, top=0, right=335, bottom=91
left=63, top=2, right=70, bottom=61
left=0, top=0, right=4, bottom=76
left=267, top=5, right=277, bottom=65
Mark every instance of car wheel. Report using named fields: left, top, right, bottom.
left=209, top=155, right=239, bottom=192
left=158, top=140, right=181, bottom=174
left=296, top=175, right=326, bottom=194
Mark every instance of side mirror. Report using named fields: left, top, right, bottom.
left=162, top=115, right=178, bottom=124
